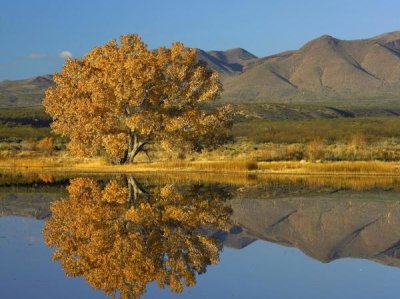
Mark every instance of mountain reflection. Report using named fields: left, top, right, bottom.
left=230, top=192, right=400, bottom=267
left=43, top=176, right=233, bottom=299
left=3, top=173, right=400, bottom=296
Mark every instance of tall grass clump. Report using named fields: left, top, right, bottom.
left=303, top=161, right=397, bottom=174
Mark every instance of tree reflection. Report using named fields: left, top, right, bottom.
left=43, top=176, right=233, bottom=299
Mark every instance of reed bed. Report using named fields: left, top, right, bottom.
left=4, top=169, right=400, bottom=191
left=2, top=152, right=400, bottom=177
left=3, top=164, right=400, bottom=191
left=302, top=161, right=399, bottom=174
left=138, top=160, right=258, bottom=172
left=134, top=172, right=260, bottom=186
left=81, top=173, right=400, bottom=190
left=256, top=161, right=400, bottom=175
left=255, top=174, right=400, bottom=191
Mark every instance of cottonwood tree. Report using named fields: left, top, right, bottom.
left=43, top=177, right=232, bottom=299
left=44, top=34, right=233, bottom=164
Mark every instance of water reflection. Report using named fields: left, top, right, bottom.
left=230, top=193, right=400, bottom=266
left=3, top=173, right=400, bottom=297
left=42, top=176, right=233, bottom=299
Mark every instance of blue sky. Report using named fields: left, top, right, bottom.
left=1, top=0, right=399, bottom=80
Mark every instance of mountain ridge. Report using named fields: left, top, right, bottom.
left=222, top=31, right=400, bottom=102
left=2, top=31, right=400, bottom=107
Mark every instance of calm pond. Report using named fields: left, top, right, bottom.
left=1, top=173, right=400, bottom=298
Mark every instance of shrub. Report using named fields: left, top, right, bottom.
left=20, top=139, right=37, bottom=151
left=36, top=137, right=55, bottom=155
left=306, top=138, right=325, bottom=161
left=348, top=133, right=367, bottom=148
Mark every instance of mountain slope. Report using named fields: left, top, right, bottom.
left=0, top=75, right=53, bottom=108
left=2, top=31, right=400, bottom=107
left=196, top=47, right=257, bottom=77
left=222, top=31, right=400, bottom=102
left=0, top=49, right=256, bottom=108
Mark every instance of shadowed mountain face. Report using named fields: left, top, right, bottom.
left=196, top=48, right=258, bottom=77
left=228, top=191, right=400, bottom=267
left=4, top=31, right=400, bottom=107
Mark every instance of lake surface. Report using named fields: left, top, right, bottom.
left=1, top=173, right=400, bottom=298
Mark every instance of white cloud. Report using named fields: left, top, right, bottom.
left=27, top=53, right=49, bottom=60
left=59, top=50, right=72, bottom=59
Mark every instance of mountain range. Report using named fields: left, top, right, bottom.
left=214, top=31, right=400, bottom=103
left=2, top=31, right=400, bottom=107
left=0, top=74, right=54, bottom=108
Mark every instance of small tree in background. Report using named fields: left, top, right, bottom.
left=44, top=34, right=234, bottom=164
left=36, top=137, right=54, bottom=155
left=348, top=133, right=367, bottom=148
left=306, top=138, right=325, bottom=162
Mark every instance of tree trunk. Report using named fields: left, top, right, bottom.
left=127, top=176, right=146, bottom=205
left=123, top=176, right=148, bottom=232
left=125, top=133, right=149, bottom=164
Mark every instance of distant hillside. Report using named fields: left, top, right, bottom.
left=2, top=31, right=400, bottom=107
left=0, top=75, right=53, bottom=108
left=0, top=49, right=257, bottom=108
left=222, top=31, right=400, bottom=102
left=197, top=48, right=258, bottom=77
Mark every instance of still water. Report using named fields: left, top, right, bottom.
left=1, top=173, right=400, bottom=298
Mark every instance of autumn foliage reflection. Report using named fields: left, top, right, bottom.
left=43, top=177, right=232, bottom=298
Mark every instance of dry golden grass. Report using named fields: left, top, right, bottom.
left=257, top=161, right=303, bottom=171
left=0, top=152, right=110, bottom=173
left=302, top=161, right=399, bottom=174
left=191, top=139, right=400, bottom=163
left=257, top=161, right=400, bottom=175
left=136, top=172, right=400, bottom=189
left=1, top=151, right=400, bottom=177
left=138, top=160, right=258, bottom=172
left=4, top=169, right=400, bottom=191
left=254, top=174, right=400, bottom=191
left=3, top=157, right=400, bottom=190
left=133, top=172, right=261, bottom=186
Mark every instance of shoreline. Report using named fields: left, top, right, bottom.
left=1, top=158, right=400, bottom=176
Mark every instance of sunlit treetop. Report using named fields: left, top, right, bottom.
left=44, top=34, right=234, bottom=164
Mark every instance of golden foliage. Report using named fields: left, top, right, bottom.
left=102, top=133, right=129, bottom=162
left=44, top=34, right=233, bottom=164
left=306, top=138, right=325, bottom=161
left=37, top=173, right=55, bottom=183
left=43, top=177, right=232, bottom=298
left=36, top=137, right=54, bottom=154
left=348, top=133, right=367, bottom=148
